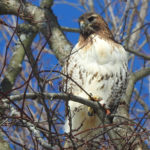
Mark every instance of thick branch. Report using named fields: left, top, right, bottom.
left=124, top=67, right=150, bottom=106
left=0, top=0, right=72, bottom=65
left=0, top=27, right=36, bottom=93
left=112, top=67, right=150, bottom=150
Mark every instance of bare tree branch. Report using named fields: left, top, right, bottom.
left=0, top=26, right=36, bottom=93
left=128, top=0, right=148, bottom=48
left=0, top=0, right=72, bottom=65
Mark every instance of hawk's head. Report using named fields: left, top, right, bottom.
left=78, top=13, right=113, bottom=40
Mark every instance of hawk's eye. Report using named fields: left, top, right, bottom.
left=88, top=16, right=95, bottom=22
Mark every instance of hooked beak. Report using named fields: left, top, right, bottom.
left=79, top=20, right=91, bottom=35
left=79, top=21, right=86, bottom=31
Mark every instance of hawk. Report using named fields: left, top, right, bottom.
left=62, top=12, right=128, bottom=148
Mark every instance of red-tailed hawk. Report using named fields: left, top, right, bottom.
left=63, top=12, right=128, bottom=148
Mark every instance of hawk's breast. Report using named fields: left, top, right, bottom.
left=63, top=35, right=128, bottom=109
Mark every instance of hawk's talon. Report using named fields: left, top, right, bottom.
left=88, top=98, right=111, bottom=116
left=101, top=104, right=111, bottom=115
left=106, top=109, right=111, bottom=115
left=90, top=95, right=102, bottom=102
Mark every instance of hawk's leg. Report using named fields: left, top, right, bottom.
left=88, top=96, right=111, bottom=116
left=88, top=107, right=95, bottom=116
